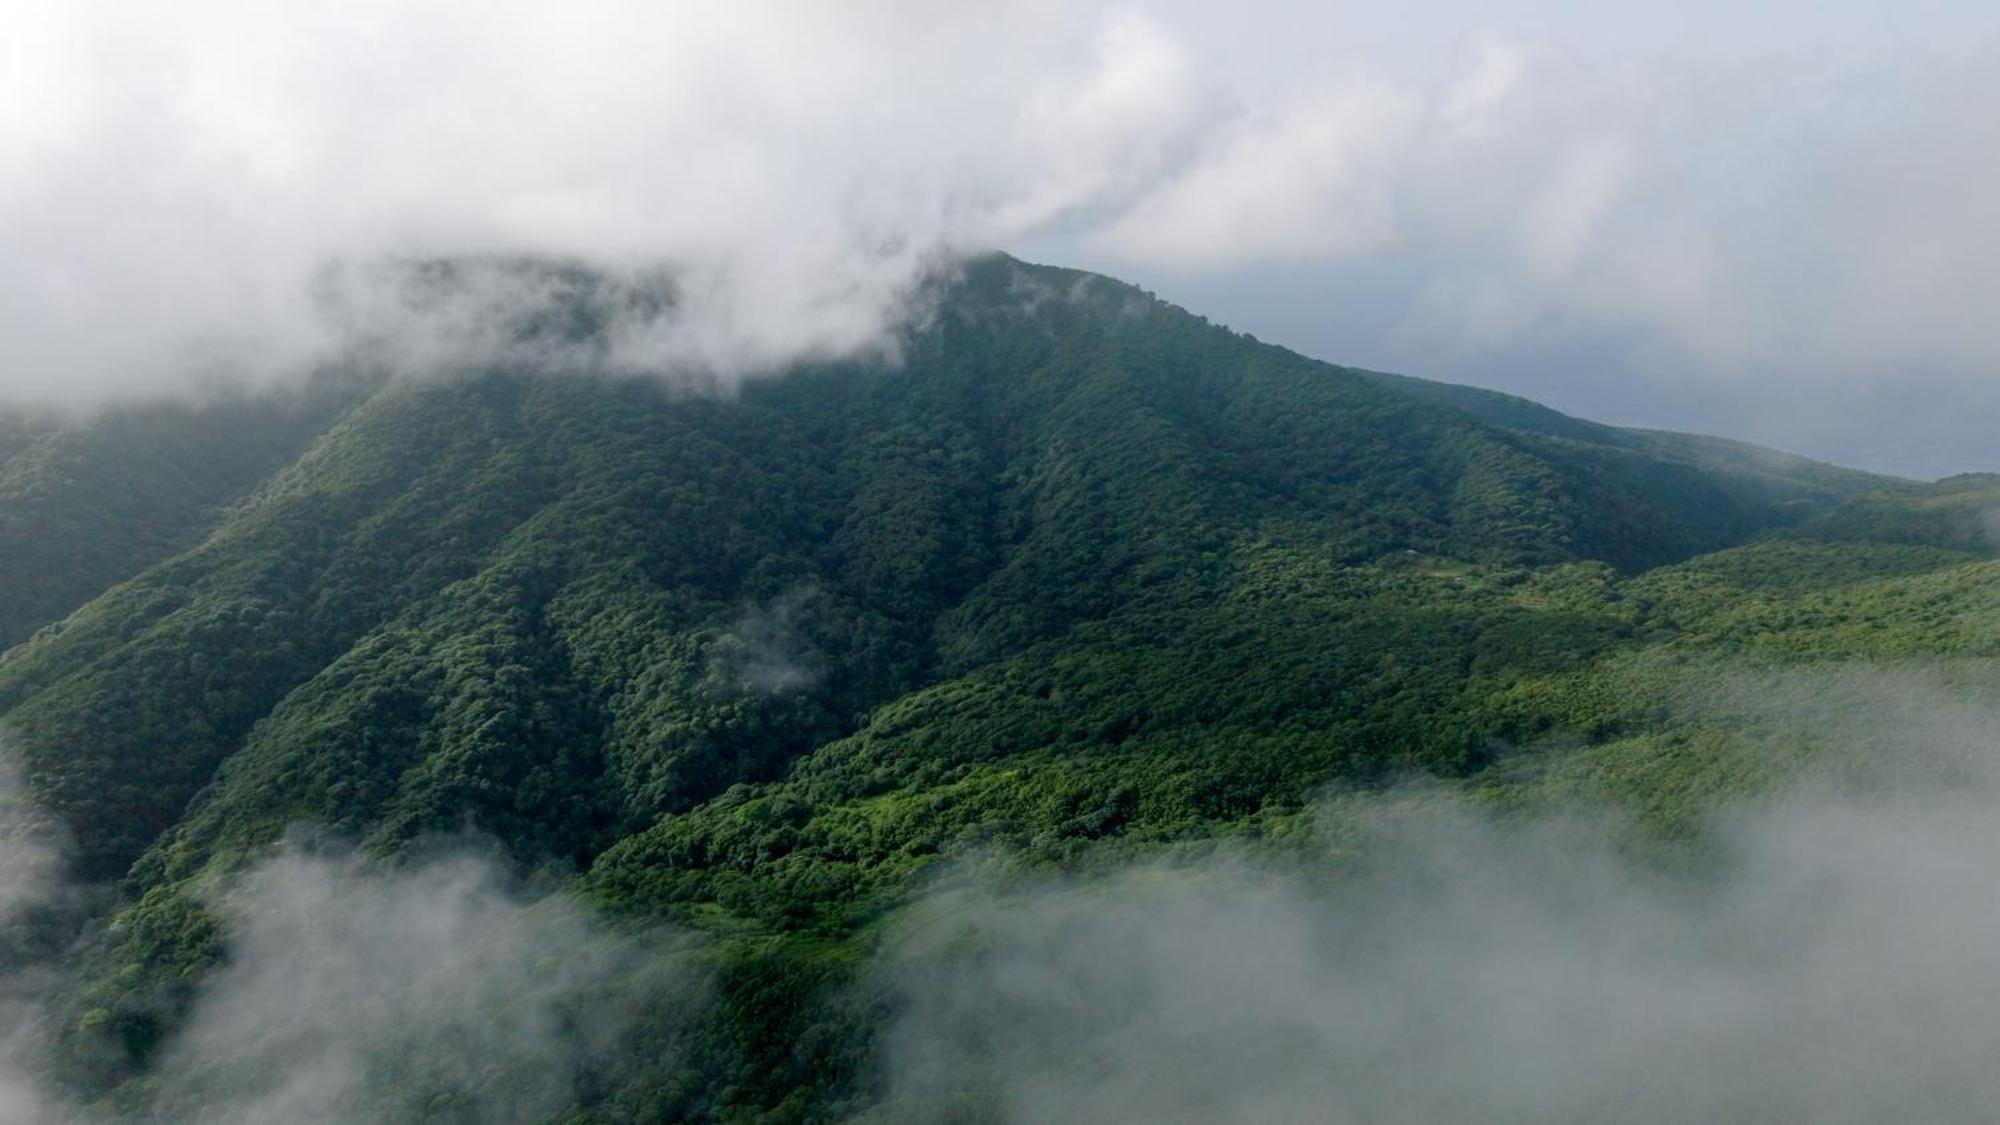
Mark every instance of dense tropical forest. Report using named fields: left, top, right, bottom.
left=0, top=255, right=1993, bottom=1121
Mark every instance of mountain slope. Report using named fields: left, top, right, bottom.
left=2, top=256, right=1877, bottom=883
left=0, top=254, right=1985, bottom=1118
left=0, top=380, right=364, bottom=651
left=1355, top=367, right=1891, bottom=510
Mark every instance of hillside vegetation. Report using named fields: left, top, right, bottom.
left=0, top=255, right=1987, bottom=1120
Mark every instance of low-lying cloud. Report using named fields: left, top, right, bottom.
left=0, top=766, right=700, bottom=1125
left=147, top=847, right=700, bottom=1124
left=870, top=664, right=2000, bottom=1122
left=6, top=2, right=1999, bottom=423
left=9, top=664, right=2000, bottom=1118
left=0, top=752, right=78, bottom=1123
left=710, top=587, right=822, bottom=695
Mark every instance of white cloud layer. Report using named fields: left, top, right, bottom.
left=4, top=1, right=1999, bottom=421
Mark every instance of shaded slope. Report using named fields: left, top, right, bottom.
left=0, top=378, right=365, bottom=650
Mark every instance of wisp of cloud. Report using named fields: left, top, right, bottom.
left=0, top=775, right=702, bottom=1125
left=0, top=750, right=79, bottom=1123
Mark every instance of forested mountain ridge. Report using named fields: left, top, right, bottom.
left=0, top=254, right=1984, bottom=1120
left=0, top=256, right=1880, bottom=880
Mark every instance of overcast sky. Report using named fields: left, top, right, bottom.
left=5, top=1, right=1997, bottom=476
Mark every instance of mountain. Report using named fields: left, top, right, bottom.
left=0, top=255, right=1988, bottom=1120
left=0, top=384, right=359, bottom=652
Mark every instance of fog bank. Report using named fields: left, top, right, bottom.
left=872, top=665, right=2000, bottom=1122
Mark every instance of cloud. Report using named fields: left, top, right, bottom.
left=7, top=3, right=1999, bottom=415
left=869, top=663, right=2000, bottom=1122
left=1415, top=45, right=2000, bottom=381
left=1097, top=33, right=2000, bottom=386
left=1438, top=31, right=1528, bottom=129
left=146, top=845, right=701, bottom=1124
left=0, top=754, right=66, bottom=943
left=986, top=11, right=1208, bottom=237
left=710, top=587, right=821, bottom=694
left=0, top=782, right=700, bottom=1123
left=0, top=751, right=78, bottom=1123
left=0, top=2, right=1202, bottom=403
left=1093, top=77, right=1421, bottom=266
